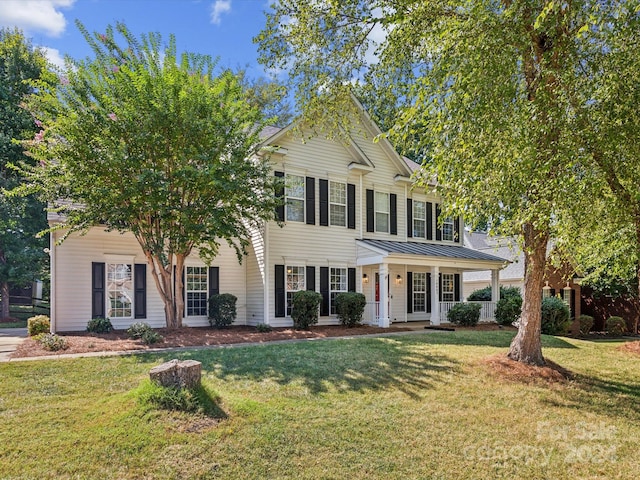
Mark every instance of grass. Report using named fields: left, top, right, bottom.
left=1, top=331, right=639, bottom=479
left=0, top=319, right=27, bottom=328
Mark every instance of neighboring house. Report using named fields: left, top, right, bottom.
left=48, top=97, right=507, bottom=332
left=462, top=231, right=582, bottom=319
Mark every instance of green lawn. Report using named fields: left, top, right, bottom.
left=1, top=331, right=638, bottom=479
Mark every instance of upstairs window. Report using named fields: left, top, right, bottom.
left=442, top=217, right=454, bottom=241
left=330, top=181, right=346, bottom=226
left=286, top=174, right=305, bottom=222
left=413, top=201, right=426, bottom=238
left=375, top=192, right=389, bottom=233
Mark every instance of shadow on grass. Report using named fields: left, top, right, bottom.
left=405, top=330, right=578, bottom=349
left=135, top=336, right=461, bottom=399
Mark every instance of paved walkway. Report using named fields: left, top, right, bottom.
left=0, top=328, right=28, bottom=362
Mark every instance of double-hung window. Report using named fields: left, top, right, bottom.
left=442, top=217, right=454, bottom=241
left=441, top=273, right=455, bottom=302
left=330, top=181, right=346, bottom=227
left=413, top=201, right=426, bottom=238
left=186, top=266, right=208, bottom=316
left=107, top=263, right=132, bottom=318
left=286, top=174, right=305, bottom=222
left=413, top=272, right=427, bottom=312
left=375, top=192, right=389, bottom=233
left=286, top=266, right=305, bottom=315
left=330, top=267, right=347, bottom=314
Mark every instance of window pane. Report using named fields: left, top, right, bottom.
left=330, top=204, right=346, bottom=226
left=286, top=266, right=305, bottom=315
left=330, top=268, right=347, bottom=314
left=376, top=212, right=389, bottom=233
left=442, top=217, right=454, bottom=241
left=413, top=219, right=426, bottom=238
left=413, top=201, right=425, bottom=220
left=442, top=274, right=455, bottom=302
left=413, top=272, right=426, bottom=312
left=287, top=199, right=304, bottom=222
left=330, top=182, right=346, bottom=204
left=107, top=263, right=132, bottom=318
left=375, top=192, right=388, bottom=212
left=286, top=175, right=304, bottom=199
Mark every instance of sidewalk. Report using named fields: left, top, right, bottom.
left=0, top=328, right=28, bottom=362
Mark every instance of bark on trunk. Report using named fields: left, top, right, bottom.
left=0, top=281, right=10, bottom=320
left=508, top=223, right=548, bottom=366
left=173, top=254, right=186, bottom=329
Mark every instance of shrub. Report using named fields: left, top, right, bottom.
left=127, top=322, right=152, bottom=339
left=87, top=317, right=113, bottom=333
left=141, top=330, right=163, bottom=345
left=606, top=316, right=626, bottom=335
left=335, top=292, right=367, bottom=327
left=467, top=286, right=521, bottom=301
left=447, top=302, right=482, bottom=327
left=27, top=315, right=50, bottom=336
left=256, top=323, right=272, bottom=333
left=541, top=297, right=570, bottom=335
left=208, top=293, right=237, bottom=328
left=291, top=290, right=322, bottom=330
left=495, top=296, right=522, bottom=326
left=578, top=315, right=594, bottom=335
left=37, top=333, right=68, bottom=351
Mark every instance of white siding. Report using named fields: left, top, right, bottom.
left=52, top=227, right=246, bottom=332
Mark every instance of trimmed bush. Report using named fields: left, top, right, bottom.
left=208, top=293, right=237, bottom=328
left=447, top=302, right=482, bottom=327
left=541, top=297, right=570, bottom=335
left=27, top=315, right=50, bottom=336
left=36, top=333, right=68, bottom=351
left=291, top=290, right=322, bottom=330
left=578, top=315, right=594, bottom=335
left=127, top=322, right=152, bottom=339
left=467, top=286, right=521, bottom=301
left=256, top=323, right=272, bottom=333
left=606, top=316, right=626, bottom=335
left=87, top=317, right=113, bottom=333
left=141, top=330, right=163, bottom=345
left=495, top=296, right=522, bottom=326
left=335, top=292, right=367, bottom=327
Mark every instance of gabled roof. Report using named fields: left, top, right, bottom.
left=357, top=239, right=508, bottom=266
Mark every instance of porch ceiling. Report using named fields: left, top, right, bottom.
left=356, top=239, right=509, bottom=270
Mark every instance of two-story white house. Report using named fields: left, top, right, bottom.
left=47, top=97, right=506, bottom=332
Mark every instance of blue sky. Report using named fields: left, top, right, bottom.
left=0, top=0, right=274, bottom=79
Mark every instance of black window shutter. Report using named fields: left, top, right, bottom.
left=551, top=288, right=556, bottom=297
left=275, top=265, right=285, bottom=318
left=407, top=272, right=413, bottom=313
left=454, top=217, right=461, bottom=243
left=438, top=273, right=443, bottom=302
left=454, top=274, right=461, bottom=301
left=319, top=179, right=329, bottom=226
left=134, top=263, right=147, bottom=319
left=427, top=202, right=433, bottom=240
left=209, top=266, right=219, bottom=297
left=275, top=171, right=285, bottom=221
left=570, top=289, right=575, bottom=318
left=390, top=194, right=397, bottom=235
left=426, top=273, right=432, bottom=313
left=320, top=267, right=329, bottom=316
left=348, top=268, right=356, bottom=292
left=347, top=183, right=356, bottom=229
left=407, top=199, right=413, bottom=238
left=306, top=266, right=316, bottom=291
left=91, top=262, right=105, bottom=318
left=366, top=189, right=374, bottom=232
left=306, top=177, right=315, bottom=225
left=435, top=204, right=442, bottom=241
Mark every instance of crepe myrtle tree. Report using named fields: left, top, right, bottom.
left=18, top=22, right=281, bottom=329
left=256, top=0, right=634, bottom=365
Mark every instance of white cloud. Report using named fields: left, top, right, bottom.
left=40, top=46, right=65, bottom=70
left=210, top=0, right=231, bottom=25
left=0, top=0, right=75, bottom=37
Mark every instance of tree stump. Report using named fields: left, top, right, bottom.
left=149, top=359, right=201, bottom=389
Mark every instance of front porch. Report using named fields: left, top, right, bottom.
left=356, top=239, right=508, bottom=327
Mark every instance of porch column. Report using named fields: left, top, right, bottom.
left=491, top=269, right=500, bottom=302
left=431, top=266, right=440, bottom=325
left=379, top=263, right=390, bottom=328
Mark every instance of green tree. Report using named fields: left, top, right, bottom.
left=19, top=22, right=279, bottom=329
left=0, top=28, right=53, bottom=319
left=257, top=1, right=632, bottom=365
left=236, top=69, right=294, bottom=126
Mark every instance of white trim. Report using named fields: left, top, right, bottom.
left=50, top=231, right=56, bottom=333
left=104, top=254, right=135, bottom=265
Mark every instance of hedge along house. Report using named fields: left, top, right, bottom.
left=48, top=96, right=507, bottom=332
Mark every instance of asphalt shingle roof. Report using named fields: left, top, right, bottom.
left=359, top=239, right=507, bottom=263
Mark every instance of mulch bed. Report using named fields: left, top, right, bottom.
left=12, top=324, right=411, bottom=359
left=480, top=353, right=573, bottom=384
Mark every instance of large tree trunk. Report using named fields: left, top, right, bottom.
left=508, top=223, right=549, bottom=366
left=173, top=254, right=186, bottom=329
left=144, top=251, right=180, bottom=329
left=0, top=280, right=10, bottom=320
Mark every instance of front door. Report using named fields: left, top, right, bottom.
left=374, top=272, right=390, bottom=321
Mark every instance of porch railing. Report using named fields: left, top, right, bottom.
left=366, top=301, right=380, bottom=326
left=439, top=301, right=497, bottom=322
